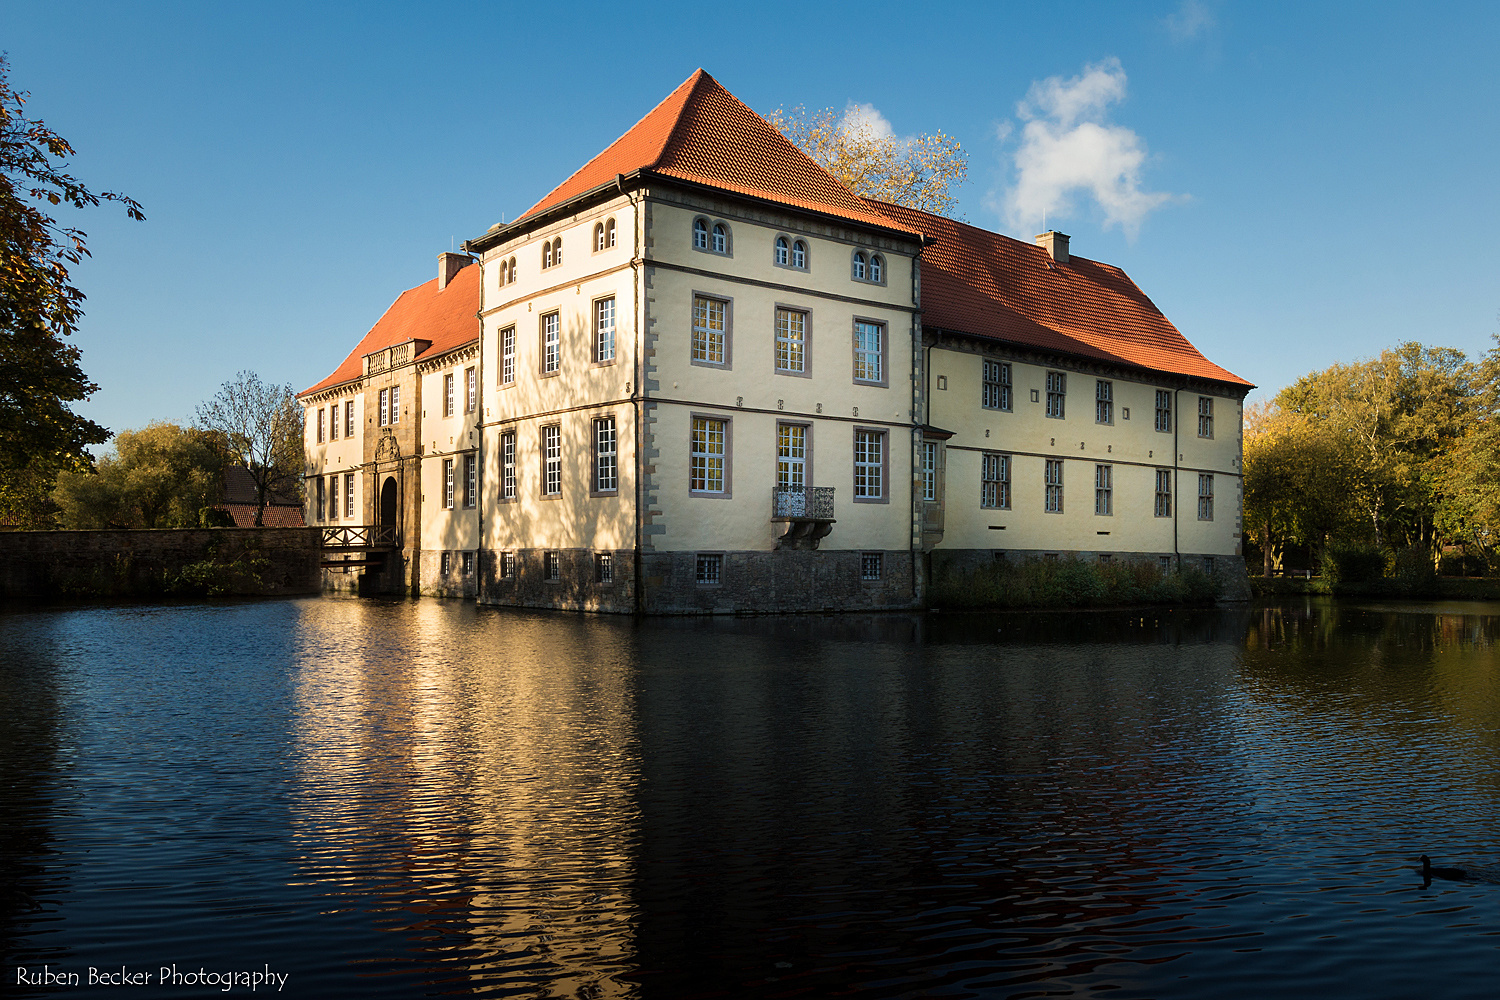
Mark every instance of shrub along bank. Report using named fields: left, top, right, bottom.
left=930, top=557, right=1221, bottom=611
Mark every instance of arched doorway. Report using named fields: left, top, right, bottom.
left=380, top=477, right=398, bottom=529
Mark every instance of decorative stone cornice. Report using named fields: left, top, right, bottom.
left=415, top=340, right=479, bottom=376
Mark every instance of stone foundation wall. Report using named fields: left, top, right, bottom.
left=477, top=547, right=918, bottom=614
left=931, top=548, right=1252, bottom=602
left=418, top=549, right=479, bottom=599
left=0, top=528, right=321, bottom=599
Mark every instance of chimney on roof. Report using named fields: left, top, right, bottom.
left=438, top=251, right=473, bottom=290
left=1035, top=231, right=1070, bottom=264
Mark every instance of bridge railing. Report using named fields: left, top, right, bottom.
left=320, top=525, right=398, bottom=549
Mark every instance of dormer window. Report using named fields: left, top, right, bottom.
left=693, top=217, right=730, bottom=256
left=853, top=252, right=867, bottom=280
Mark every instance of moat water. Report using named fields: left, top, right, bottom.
left=3, top=596, right=1498, bottom=998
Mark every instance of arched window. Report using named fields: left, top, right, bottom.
left=792, top=240, right=807, bottom=269
left=508, top=256, right=517, bottom=282
left=775, top=237, right=789, bottom=265
left=552, top=238, right=562, bottom=266
left=605, top=217, right=616, bottom=248
left=543, top=242, right=553, bottom=269
left=853, top=252, right=867, bottom=280
left=869, top=254, right=883, bottom=283
left=712, top=223, right=727, bottom=254
left=594, top=222, right=605, bottom=252
left=693, top=218, right=709, bottom=250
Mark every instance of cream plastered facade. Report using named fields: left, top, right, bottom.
left=926, top=341, right=1245, bottom=566
left=416, top=346, right=482, bottom=595
left=302, top=386, right=366, bottom=529
left=471, top=184, right=925, bottom=611
left=478, top=194, right=640, bottom=569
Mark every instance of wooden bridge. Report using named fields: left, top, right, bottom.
left=319, top=525, right=398, bottom=568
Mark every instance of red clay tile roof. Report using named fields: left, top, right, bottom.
left=299, top=262, right=481, bottom=398
left=870, top=201, right=1251, bottom=388
left=222, top=503, right=305, bottom=528
left=518, top=70, right=920, bottom=236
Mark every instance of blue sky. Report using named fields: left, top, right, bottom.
left=10, top=1, right=1500, bottom=438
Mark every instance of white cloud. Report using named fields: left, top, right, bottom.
left=997, top=58, right=1178, bottom=240
left=840, top=102, right=896, bottom=140
left=1165, top=0, right=1215, bottom=42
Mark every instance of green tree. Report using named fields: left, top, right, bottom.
left=1275, top=342, right=1472, bottom=549
left=195, top=371, right=303, bottom=527
left=0, top=54, right=144, bottom=524
left=52, top=422, right=228, bottom=529
left=766, top=105, right=968, bottom=217
left=1242, top=402, right=1362, bottom=574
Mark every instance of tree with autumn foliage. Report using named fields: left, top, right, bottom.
left=0, top=54, right=144, bottom=526
left=767, top=105, right=968, bottom=217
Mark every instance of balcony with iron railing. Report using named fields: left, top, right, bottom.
left=771, top=486, right=835, bottom=549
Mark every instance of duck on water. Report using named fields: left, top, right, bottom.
left=1420, top=855, right=1475, bottom=885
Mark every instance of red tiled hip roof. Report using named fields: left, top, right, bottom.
left=869, top=201, right=1251, bottom=388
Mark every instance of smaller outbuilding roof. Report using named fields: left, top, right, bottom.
left=299, top=263, right=481, bottom=398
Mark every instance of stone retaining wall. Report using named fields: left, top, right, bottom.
left=0, top=528, right=322, bottom=599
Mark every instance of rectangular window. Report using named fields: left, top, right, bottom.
left=1155, top=469, right=1173, bottom=517
left=344, top=472, right=355, bottom=518
left=1045, top=459, right=1064, bottom=513
left=695, top=553, right=722, bottom=585
left=328, top=405, right=337, bottom=441
left=466, top=367, right=477, bottom=413
left=1198, top=396, right=1214, bottom=438
left=328, top=473, right=339, bottom=520
left=595, top=552, right=614, bottom=584
left=501, top=327, right=516, bottom=385
left=853, top=429, right=884, bottom=500
left=1095, top=464, right=1113, bottom=516
left=500, top=551, right=516, bottom=579
left=981, top=453, right=1010, bottom=509
left=777, top=423, right=806, bottom=490
left=462, top=552, right=474, bottom=577
left=315, top=476, right=325, bottom=522
left=444, top=372, right=455, bottom=417
left=861, top=553, right=883, bottom=581
left=1155, top=390, right=1172, bottom=433
left=1160, top=555, right=1173, bottom=575
left=1198, top=473, right=1214, bottom=521
left=775, top=308, right=806, bottom=373
left=542, top=424, right=561, bottom=496
left=594, top=417, right=617, bottom=493
left=690, top=417, right=727, bottom=494
left=541, top=313, right=560, bottom=373
left=1202, top=556, right=1216, bottom=575
left=921, top=441, right=936, bottom=501
left=464, top=454, right=477, bottom=509
left=595, top=297, right=616, bottom=363
left=982, top=360, right=1012, bottom=411
left=345, top=400, right=354, bottom=438
left=692, top=295, right=727, bottom=365
left=1096, top=380, right=1113, bottom=424
left=379, top=389, right=388, bottom=427
left=544, top=551, right=560, bottom=582
left=441, top=551, right=452, bottom=575
left=443, top=458, right=455, bottom=509
left=501, top=431, right=516, bottom=500
left=853, top=320, right=883, bottom=383
left=1046, top=371, right=1066, bottom=419
left=316, top=407, right=325, bottom=443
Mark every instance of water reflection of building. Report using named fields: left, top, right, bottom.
left=289, top=600, right=642, bottom=997
left=627, top=613, right=1254, bottom=996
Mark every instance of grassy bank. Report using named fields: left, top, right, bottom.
left=931, top=557, right=1221, bottom=611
